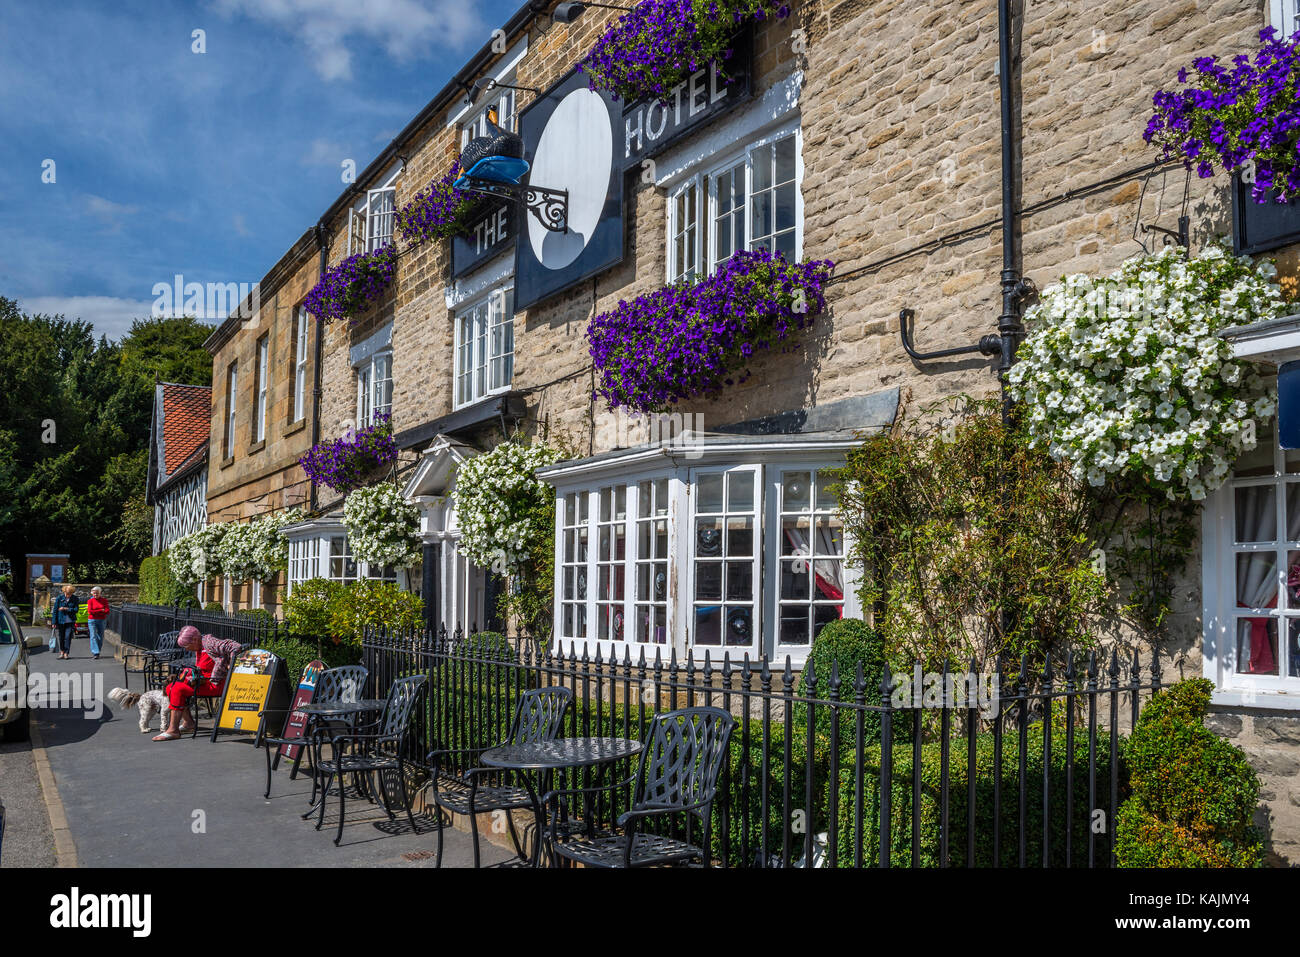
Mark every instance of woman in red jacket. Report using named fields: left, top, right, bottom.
left=86, top=587, right=110, bottom=660
left=152, top=626, right=243, bottom=742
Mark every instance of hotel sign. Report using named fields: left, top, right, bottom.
left=621, top=33, right=753, bottom=169
left=453, top=200, right=515, bottom=278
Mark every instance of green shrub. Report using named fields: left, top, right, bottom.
left=234, top=607, right=276, bottom=637
left=1115, top=679, right=1262, bottom=868
left=833, top=703, right=1116, bottom=867
left=283, top=578, right=345, bottom=639
left=328, top=579, right=422, bottom=645
left=795, top=619, right=887, bottom=739
left=203, top=601, right=224, bottom=612
left=138, top=553, right=194, bottom=606
left=260, top=634, right=363, bottom=691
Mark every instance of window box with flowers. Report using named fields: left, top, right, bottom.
left=300, top=413, right=398, bottom=496
left=578, top=0, right=791, bottom=102
left=302, top=244, right=398, bottom=325
left=587, top=248, right=832, bottom=413
left=1147, top=27, right=1300, bottom=253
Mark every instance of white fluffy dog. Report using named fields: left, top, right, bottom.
left=108, top=687, right=171, bottom=733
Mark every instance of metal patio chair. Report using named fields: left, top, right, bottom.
left=543, top=706, right=735, bottom=868
left=427, top=685, right=572, bottom=868
left=259, top=664, right=369, bottom=800
left=121, top=629, right=180, bottom=690
left=314, top=674, right=426, bottom=846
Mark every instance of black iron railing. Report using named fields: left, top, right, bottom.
left=108, top=603, right=277, bottom=652
left=362, top=625, right=1163, bottom=868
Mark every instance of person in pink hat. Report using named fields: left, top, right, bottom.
left=153, top=626, right=243, bottom=741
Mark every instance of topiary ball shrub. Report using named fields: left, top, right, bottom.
left=1116, top=678, right=1263, bottom=868
left=795, top=619, right=888, bottom=739
left=202, top=601, right=224, bottom=613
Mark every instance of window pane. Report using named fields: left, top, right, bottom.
left=752, top=144, right=772, bottom=192
left=775, top=181, right=797, bottom=233
left=1236, top=552, right=1277, bottom=608
left=698, top=473, right=724, bottom=513
left=775, top=136, right=796, bottom=183
left=727, top=470, right=754, bottom=511
left=1236, top=617, right=1279, bottom=675
left=1235, top=486, right=1276, bottom=543
left=816, top=470, right=838, bottom=511
left=696, top=518, right=723, bottom=557
left=751, top=190, right=772, bottom=242
left=780, top=611, right=810, bottom=647
left=726, top=517, right=753, bottom=556
left=1290, top=618, right=1300, bottom=677
left=696, top=563, right=722, bottom=601
left=783, top=471, right=812, bottom=511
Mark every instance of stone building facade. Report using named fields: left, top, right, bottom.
left=202, top=0, right=1300, bottom=858
left=203, top=229, right=321, bottom=614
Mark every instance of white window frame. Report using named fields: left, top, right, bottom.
left=347, top=166, right=400, bottom=255
left=455, top=286, right=514, bottom=408
left=293, top=306, right=309, bottom=423
left=547, top=445, right=858, bottom=665
left=254, top=335, right=268, bottom=443
left=666, top=122, right=803, bottom=283
left=285, top=528, right=401, bottom=591
left=355, top=350, right=393, bottom=428
left=224, top=362, right=237, bottom=458
left=1203, top=413, right=1300, bottom=708
left=1270, top=0, right=1300, bottom=38
left=460, top=82, right=519, bottom=151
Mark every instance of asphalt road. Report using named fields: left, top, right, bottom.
left=0, top=737, right=57, bottom=867
left=10, top=635, right=510, bottom=868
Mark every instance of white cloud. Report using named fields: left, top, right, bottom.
left=19, top=295, right=156, bottom=341
left=211, top=0, right=486, bottom=81
left=83, top=194, right=139, bottom=232
left=232, top=212, right=252, bottom=237
left=301, top=137, right=350, bottom=167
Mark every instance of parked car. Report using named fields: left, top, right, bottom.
left=0, top=597, right=30, bottom=742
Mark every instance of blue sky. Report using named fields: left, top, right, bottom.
left=0, top=0, right=522, bottom=340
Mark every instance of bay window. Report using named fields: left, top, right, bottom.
left=1204, top=413, right=1300, bottom=702
left=285, top=525, right=401, bottom=592
left=666, top=123, right=802, bottom=282
left=542, top=436, right=858, bottom=663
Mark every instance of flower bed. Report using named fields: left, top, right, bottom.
left=587, top=248, right=832, bottom=413
left=395, top=162, right=478, bottom=247
left=1146, top=27, right=1300, bottom=203
left=299, top=414, right=398, bottom=495
left=579, top=0, right=791, bottom=101
left=1007, top=244, right=1283, bottom=500
left=302, top=244, right=398, bottom=324
left=342, top=483, right=421, bottom=568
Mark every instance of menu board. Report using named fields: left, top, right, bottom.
left=215, top=648, right=282, bottom=737
left=277, top=659, right=326, bottom=763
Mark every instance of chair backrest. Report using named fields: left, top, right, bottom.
left=379, top=674, right=427, bottom=740
left=316, top=665, right=369, bottom=703
left=508, top=686, right=572, bottom=746
left=154, top=630, right=180, bottom=653
left=633, top=707, right=735, bottom=822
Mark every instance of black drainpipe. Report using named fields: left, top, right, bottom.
left=309, top=220, right=328, bottom=513
left=897, top=0, right=1030, bottom=423
left=996, top=0, right=1029, bottom=422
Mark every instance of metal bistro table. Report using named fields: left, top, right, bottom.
left=295, top=698, right=389, bottom=815
left=480, top=737, right=642, bottom=867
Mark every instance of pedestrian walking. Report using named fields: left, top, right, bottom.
left=86, top=586, right=109, bottom=660
left=51, top=584, right=79, bottom=660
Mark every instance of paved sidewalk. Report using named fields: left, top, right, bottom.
left=24, top=641, right=510, bottom=868
left=0, top=739, right=57, bottom=867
